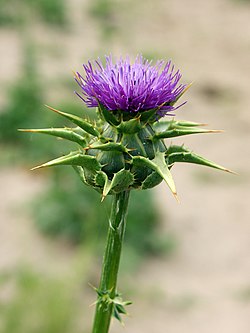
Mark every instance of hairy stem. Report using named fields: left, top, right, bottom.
left=91, top=190, right=130, bottom=333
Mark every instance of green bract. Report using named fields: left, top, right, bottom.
left=21, top=103, right=232, bottom=200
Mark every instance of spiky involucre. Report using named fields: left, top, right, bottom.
left=22, top=55, right=231, bottom=200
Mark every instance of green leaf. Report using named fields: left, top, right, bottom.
left=101, top=169, right=134, bottom=199
left=19, top=128, right=87, bottom=146
left=97, top=172, right=111, bottom=199
left=166, top=145, right=234, bottom=173
left=86, top=142, right=128, bottom=153
left=31, top=151, right=101, bottom=171
left=95, top=171, right=107, bottom=188
left=45, top=105, right=99, bottom=136
left=115, top=303, right=127, bottom=314
left=139, top=108, right=157, bottom=123
left=98, top=102, right=120, bottom=126
left=112, top=294, right=132, bottom=324
left=117, top=118, right=142, bottom=134
left=154, top=127, right=221, bottom=139
left=153, top=119, right=206, bottom=132
left=113, top=306, right=123, bottom=323
left=72, top=166, right=89, bottom=186
left=141, top=171, right=163, bottom=189
left=109, top=169, right=134, bottom=193
left=133, top=152, right=177, bottom=199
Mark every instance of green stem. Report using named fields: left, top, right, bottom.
left=92, top=190, right=130, bottom=333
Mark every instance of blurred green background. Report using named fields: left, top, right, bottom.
left=0, top=0, right=249, bottom=332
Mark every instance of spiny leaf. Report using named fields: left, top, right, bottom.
left=95, top=171, right=107, bottom=188
left=97, top=172, right=111, bottom=200
left=112, top=294, right=132, bottom=325
left=101, top=169, right=134, bottom=199
left=139, top=108, right=157, bottom=123
left=153, top=127, right=222, bottom=139
left=117, top=118, right=142, bottom=134
left=45, top=105, right=99, bottom=137
left=133, top=152, right=177, bottom=199
left=107, top=169, right=134, bottom=194
left=141, top=171, right=163, bottom=190
left=72, top=166, right=89, bottom=186
left=153, top=119, right=207, bottom=132
left=31, top=151, right=101, bottom=171
left=98, top=102, right=120, bottom=126
left=152, top=152, right=178, bottom=199
left=85, top=142, right=128, bottom=153
left=19, top=128, right=87, bottom=146
left=166, top=145, right=235, bottom=173
left=113, top=306, right=123, bottom=324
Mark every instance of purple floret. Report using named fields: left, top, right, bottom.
left=75, top=55, right=186, bottom=117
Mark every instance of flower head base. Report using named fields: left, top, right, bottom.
left=75, top=55, right=186, bottom=119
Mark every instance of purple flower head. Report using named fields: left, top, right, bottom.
left=75, top=55, right=186, bottom=118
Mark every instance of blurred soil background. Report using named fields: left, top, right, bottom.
left=0, top=0, right=250, bottom=332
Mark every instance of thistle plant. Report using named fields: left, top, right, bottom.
left=22, top=55, right=232, bottom=333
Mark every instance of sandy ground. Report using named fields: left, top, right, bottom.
left=1, top=0, right=250, bottom=332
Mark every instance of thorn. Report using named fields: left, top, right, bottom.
left=18, top=129, right=30, bottom=132
left=225, top=168, right=237, bottom=175
left=44, top=104, right=63, bottom=114
left=89, top=300, right=98, bottom=307
left=18, top=129, right=39, bottom=133
left=30, top=164, right=44, bottom=171
left=72, top=70, right=78, bottom=78
left=173, top=192, right=180, bottom=203
left=206, top=129, right=224, bottom=133
left=88, top=282, right=98, bottom=292
left=182, top=82, right=193, bottom=94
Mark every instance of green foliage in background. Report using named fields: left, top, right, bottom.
left=233, top=0, right=250, bottom=3
left=89, top=0, right=118, bottom=39
left=0, top=0, right=24, bottom=27
left=26, top=0, right=68, bottom=27
left=33, top=169, right=105, bottom=245
left=0, top=44, right=80, bottom=163
left=0, top=268, right=82, bottom=333
left=0, top=45, right=43, bottom=144
left=0, top=0, right=67, bottom=28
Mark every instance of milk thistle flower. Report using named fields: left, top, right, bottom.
left=75, top=55, right=186, bottom=117
left=21, top=55, right=232, bottom=333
